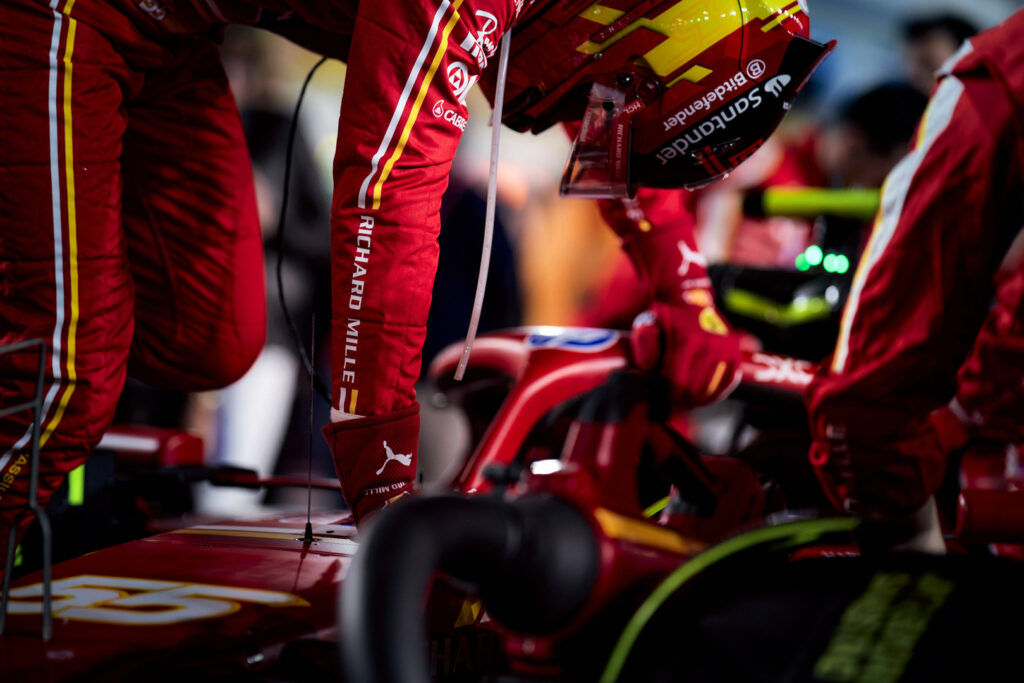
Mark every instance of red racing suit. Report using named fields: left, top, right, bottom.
left=0, top=0, right=537, bottom=530
left=806, top=10, right=1024, bottom=518
left=316, top=0, right=738, bottom=519
left=0, top=0, right=742, bottom=532
left=0, top=0, right=267, bottom=555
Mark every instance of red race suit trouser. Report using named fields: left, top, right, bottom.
left=322, top=0, right=524, bottom=518
left=329, top=0, right=521, bottom=417
left=0, top=0, right=265, bottom=557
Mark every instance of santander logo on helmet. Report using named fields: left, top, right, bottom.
left=495, top=0, right=835, bottom=197
left=765, top=74, right=792, bottom=98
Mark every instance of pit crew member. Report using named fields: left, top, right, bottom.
left=0, top=0, right=830, bottom=556
left=806, top=9, right=1024, bottom=549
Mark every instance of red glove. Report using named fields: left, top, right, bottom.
left=631, top=300, right=743, bottom=406
left=322, top=404, right=419, bottom=523
left=808, top=420, right=948, bottom=519
left=600, top=190, right=742, bottom=407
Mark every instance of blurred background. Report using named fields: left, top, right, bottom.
left=111, top=0, right=1023, bottom=517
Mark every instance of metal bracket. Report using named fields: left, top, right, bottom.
left=0, top=338, right=52, bottom=641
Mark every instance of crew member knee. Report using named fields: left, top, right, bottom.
left=130, top=316, right=265, bottom=391
left=57, top=373, right=124, bottom=452
left=205, top=325, right=265, bottom=387
left=181, top=320, right=266, bottom=390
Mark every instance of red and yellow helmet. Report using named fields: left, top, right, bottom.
left=500, top=0, right=834, bottom=196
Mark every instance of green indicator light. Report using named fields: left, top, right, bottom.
left=795, top=253, right=810, bottom=271
left=68, top=463, right=85, bottom=506
left=823, top=254, right=839, bottom=273
left=804, top=245, right=824, bottom=266
left=836, top=255, right=850, bottom=274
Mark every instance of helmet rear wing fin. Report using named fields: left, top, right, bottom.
left=788, top=36, right=836, bottom=94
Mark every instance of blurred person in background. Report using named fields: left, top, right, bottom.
left=312, top=1, right=829, bottom=524
left=903, top=14, right=978, bottom=95
left=815, top=83, right=929, bottom=189
left=807, top=9, right=1024, bottom=552
left=421, top=174, right=521, bottom=375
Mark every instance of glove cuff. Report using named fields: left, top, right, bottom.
left=322, top=404, right=419, bottom=523
left=621, top=225, right=710, bottom=301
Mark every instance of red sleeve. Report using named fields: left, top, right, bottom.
left=597, top=188, right=705, bottom=302
left=806, top=69, right=1024, bottom=515
left=330, top=0, right=521, bottom=417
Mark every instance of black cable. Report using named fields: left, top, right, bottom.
left=276, top=56, right=331, bottom=405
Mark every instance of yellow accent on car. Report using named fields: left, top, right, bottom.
left=594, top=508, right=706, bottom=555
left=7, top=575, right=310, bottom=626
left=643, top=496, right=669, bottom=518
left=453, top=597, right=484, bottom=628
left=724, top=288, right=833, bottom=327
left=705, top=361, right=728, bottom=397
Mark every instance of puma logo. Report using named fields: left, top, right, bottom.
left=677, top=240, right=707, bottom=277
left=376, top=441, right=413, bottom=475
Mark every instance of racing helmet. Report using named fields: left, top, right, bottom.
left=497, top=0, right=834, bottom=197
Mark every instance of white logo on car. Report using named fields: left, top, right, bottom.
left=765, top=74, right=791, bottom=98
left=751, top=353, right=814, bottom=386
left=524, top=329, right=618, bottom=352
left=376, top=441, right=413, bottom=475
left=746, top=59, right=766, bottom=79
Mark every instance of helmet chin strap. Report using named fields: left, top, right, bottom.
left=455, top=29, right=512, bottom=381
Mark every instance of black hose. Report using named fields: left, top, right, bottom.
left=276, top=56, right=331, bottom=405
left=339, top=494, right=599, bottom=683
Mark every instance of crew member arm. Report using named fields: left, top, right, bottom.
left=806, top=69, right=1024, bottom=516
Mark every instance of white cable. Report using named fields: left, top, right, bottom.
left=455, top=29, right=512, bottom=381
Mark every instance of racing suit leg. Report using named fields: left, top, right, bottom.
left=325, top=0, right=520, bottom=520
left=806, top=72, right=1024, bottom=519
left=120, top=40, right=265, bottom=391
left=0, top=0, right=140, bottom=556
left=0, top=0, right=262, bottom=561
